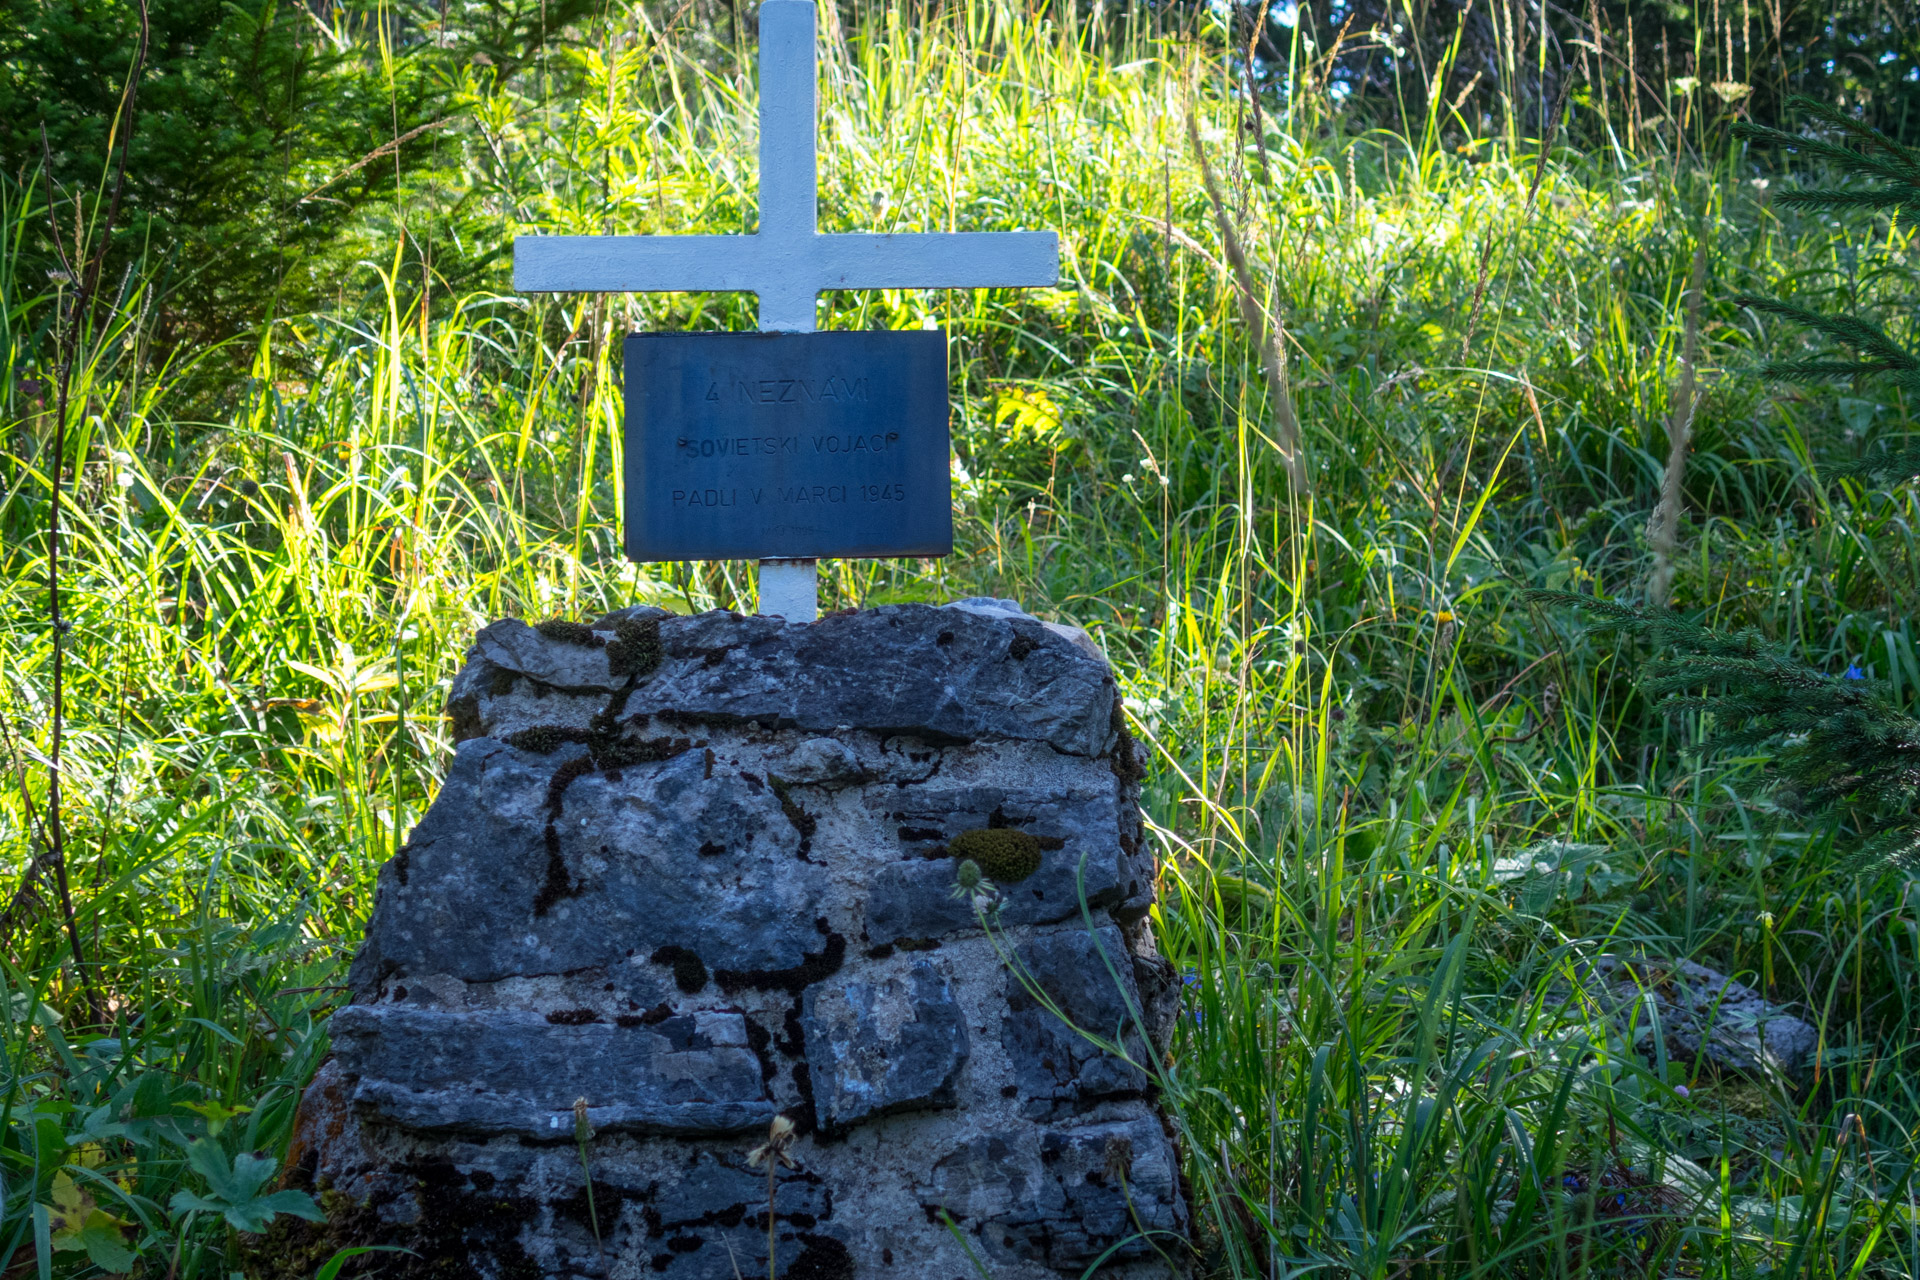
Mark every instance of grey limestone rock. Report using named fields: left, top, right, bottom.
left=918, top=1114, right=1186, bottom=1270
left=349, top=742, right=826, bottom=990
left=1003, top=924, right=1152, bottom=1117
left=782, top=735, right=863, bottom=785
left=628, top=605, right=1119, bottom=757
left=801, top=958, right=968, bottom=1132
left=861, top=771, right=1153, bottom=945
left=331, top=1006, right=773, bottom=1138
left=476, top=617, right=626, bottom=692
left=271, top=606, right=1188, bottom=1279
left=1585, top=955, right=1819, bottom=1078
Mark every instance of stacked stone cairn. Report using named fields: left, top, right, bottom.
left=261, top=601, right=1191, bottom=1278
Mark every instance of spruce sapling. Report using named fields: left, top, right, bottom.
left=1536, top=594, right=1920, bottom=869
left=1733, top=97, right=1920, bottom=482
left=1540, top=100, right=1920, bottom=871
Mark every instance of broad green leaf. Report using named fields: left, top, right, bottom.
left=171, top=1144, right=323, bottom=1234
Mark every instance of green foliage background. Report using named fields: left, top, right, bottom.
left=0, top=0, right=1917, bottom=1275
left=0, top=0, right=599, bottom=339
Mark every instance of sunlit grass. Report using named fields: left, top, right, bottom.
left=1, top=0, right=1917, bottom=1273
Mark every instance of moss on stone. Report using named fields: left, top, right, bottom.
left=535, top=618, right=602, bottom=647
left=650, top=945, right=709, bottom=993
left=766, top=775, right=816, bottom=858
left=948, top=828, right=1043, bottom=884
left=504, top=724, right=589, bottom=754
left=240, top=1166, right=542, bottom=1280
left=674, top=951, right=708, bottom=993
left=596, top=734, right=690, bottom=770
left=606, top=616, right=664, bottom=679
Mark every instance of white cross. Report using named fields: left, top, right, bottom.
left=514, top=0, right=1057, bottom=622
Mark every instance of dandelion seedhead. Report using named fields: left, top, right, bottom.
left=746, top=1114, right=799, bottom=1171
left=572, top=1097, right=604, bottom=1258
left=746, top=1115, right=799, bottom=1280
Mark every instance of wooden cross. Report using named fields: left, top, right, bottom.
left=514, top=0, right=1057, bottom=620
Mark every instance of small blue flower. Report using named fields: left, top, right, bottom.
left=1845, top=664, right=1866, bottom=680
left=1180, top=969, right=1204, bottom=1027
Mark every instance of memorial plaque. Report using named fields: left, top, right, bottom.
left=623, top=330, right=951, bottom=562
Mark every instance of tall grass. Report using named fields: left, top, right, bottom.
left=1, top=0, right=1917, bottom=1274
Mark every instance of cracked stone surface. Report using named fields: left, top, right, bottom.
left=802, top=959, right=969, bottom=1134
left=263, top=604, right=1189, bottom=1279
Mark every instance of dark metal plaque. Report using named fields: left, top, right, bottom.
left=624, top=331, right=951, bottom=562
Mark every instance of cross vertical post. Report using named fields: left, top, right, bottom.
left=756, top=0, right=819, bottom=322
left=753, top=0, right=819, bottom=620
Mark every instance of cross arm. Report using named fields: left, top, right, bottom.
left=514, top=229, right=1060, bottom=300
left=810, top=231, right=1058, bottom=290
left=514, top=235, right=766, bottom=293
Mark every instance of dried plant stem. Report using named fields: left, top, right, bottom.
left=1239, top=0, right=1274, bottom=188
left=23, top=0, right=150, bottom=1026
left=1183, top=105, right=1309, bottom=500
left=573, top=1098, right=605, bottom=1262
left=40, top=244, right=96, bottom=1022
left=764, top=1150, right=778, bottom=1280
left=1649, top=239, right=1709, bottom=608
left=1460, top=77, right=1568, bottom=358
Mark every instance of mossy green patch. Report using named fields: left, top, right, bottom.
left=607, top=616, right=664, bottom=678
left=948, top=828, right=1043, bottom=884
left=505, top=724, right=590, bottom=754
left=535, top=618, right=603, bottom=647
left=241, top=1164, right=542, bottom=1280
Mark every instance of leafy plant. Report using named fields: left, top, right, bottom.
left=48, top=1171, right=135, bottom=1273
left=168, top=1140, right=324, bottom=1234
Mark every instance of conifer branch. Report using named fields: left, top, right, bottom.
left=1732, top=297, right=1920, bottom=394
left=1533, top=593, right=1920, bottom=870
left=1829, top=447, right=1920, bottom=483
left=1732, top=95, right=1920, bottom=209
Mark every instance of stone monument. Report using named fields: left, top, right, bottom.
left=262, top=602, right=1191, bottom=1277
left=260, top=4, right=1192, bottom=1273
